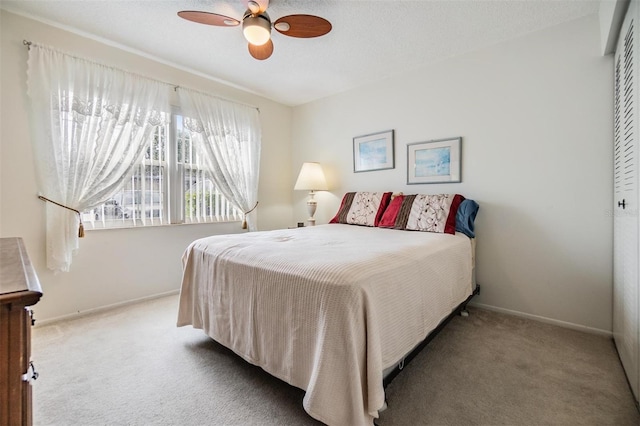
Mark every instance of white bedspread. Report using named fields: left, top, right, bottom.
left=177, top=224, right=473, bottom=425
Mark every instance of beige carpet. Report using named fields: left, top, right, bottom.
left=31, top=294, right=639, bottom=425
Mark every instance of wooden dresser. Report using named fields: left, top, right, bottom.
left=0, top=238, right=42, bottom=426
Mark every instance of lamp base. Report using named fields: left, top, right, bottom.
left=306, top=192, right=318, bottom=226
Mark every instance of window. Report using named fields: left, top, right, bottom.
left=177, top=116, right=240, bottom=224
left=82, top=113, right=240, bottom=229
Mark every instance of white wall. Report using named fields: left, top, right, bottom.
left=0, top=11, right=293, bottom=322
left=1, top=10, right=614, bottom=332
left=292, top=15, right=614, bottom=333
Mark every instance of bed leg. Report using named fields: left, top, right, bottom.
left=460, top=284, right=479, bottom=318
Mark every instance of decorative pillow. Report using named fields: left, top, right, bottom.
left=378, top=194, right=404, bottom=228
left=329, top=191, right=392, bottom=227
left=455, top=199, right=479, bottom=238
left=391, top=194, right=464, bottom=234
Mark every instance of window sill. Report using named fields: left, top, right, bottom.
left=83, top=219, right=243, bottom=232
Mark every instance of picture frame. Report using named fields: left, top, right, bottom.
left=353, top=130, right=395, bottom=173
left=407, top=137, right=461, bottom=184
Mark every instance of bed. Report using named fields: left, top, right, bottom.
left=177, top=191, right=478, bottom=425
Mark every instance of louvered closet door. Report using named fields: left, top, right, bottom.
left=614, top=0, right=640, bottom=403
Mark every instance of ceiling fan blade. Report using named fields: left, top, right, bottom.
left=246, top=0, right=269, bottom=14
left=178, top=11, right=240, bottom=26
left=274, top=15, right=332, bottom=38
left=248, top=39, right=274, bottom=60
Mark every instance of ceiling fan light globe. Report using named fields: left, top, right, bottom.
left=243, top=16, right=271, bottom=46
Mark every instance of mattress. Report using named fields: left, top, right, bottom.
left=177, top=224, right=473, bottom=425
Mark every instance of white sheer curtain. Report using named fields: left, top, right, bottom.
left=177, top=88, right=261, bottom=231
left=27, top=45, right=171, bottom=272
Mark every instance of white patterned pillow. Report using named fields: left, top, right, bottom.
left=402, top=194, right=463, bottom=234
left=329, top=191, right=392, bottom=227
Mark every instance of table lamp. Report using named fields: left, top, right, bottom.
left=294, top=162, right=328, bottom=226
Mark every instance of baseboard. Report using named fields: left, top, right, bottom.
left=35, top=289, right=180, bottom=327
left=469, top=302, right=612, bottom=338
left=36, top=293, right=613, bottom=337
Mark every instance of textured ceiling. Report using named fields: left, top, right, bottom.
left=2, top=0, right=600, bottom=106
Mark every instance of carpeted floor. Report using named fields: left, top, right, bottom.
left=31, top=294, right=639, bottom=425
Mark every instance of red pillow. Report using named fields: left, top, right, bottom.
left=378, top=195, right=404, bottom=228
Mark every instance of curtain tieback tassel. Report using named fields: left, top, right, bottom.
left=37, top=195, right=85, bottom=238
left=242, top=201, right=259, bottom=229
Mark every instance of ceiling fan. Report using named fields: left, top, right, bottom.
left=178, top=0, right=332, bottom=60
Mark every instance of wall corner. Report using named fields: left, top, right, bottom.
left=599, top=0, right=630, bottom=55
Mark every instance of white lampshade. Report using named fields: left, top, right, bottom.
left=243, top=15, right=271, bottom=46
left=294, top=162, right=328, bottom=191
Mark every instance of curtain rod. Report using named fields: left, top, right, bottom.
left=22, top=39, right=260, bottom=112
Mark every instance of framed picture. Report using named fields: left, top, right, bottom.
left=353, top=130, right=395, bottom=173
left=407, top=137, right=461, bottom=184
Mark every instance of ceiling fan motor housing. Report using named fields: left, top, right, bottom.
left=243, top=12, right=271, bottom=46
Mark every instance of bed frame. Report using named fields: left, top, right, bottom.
left=382, top=284, right=481, bottom=389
